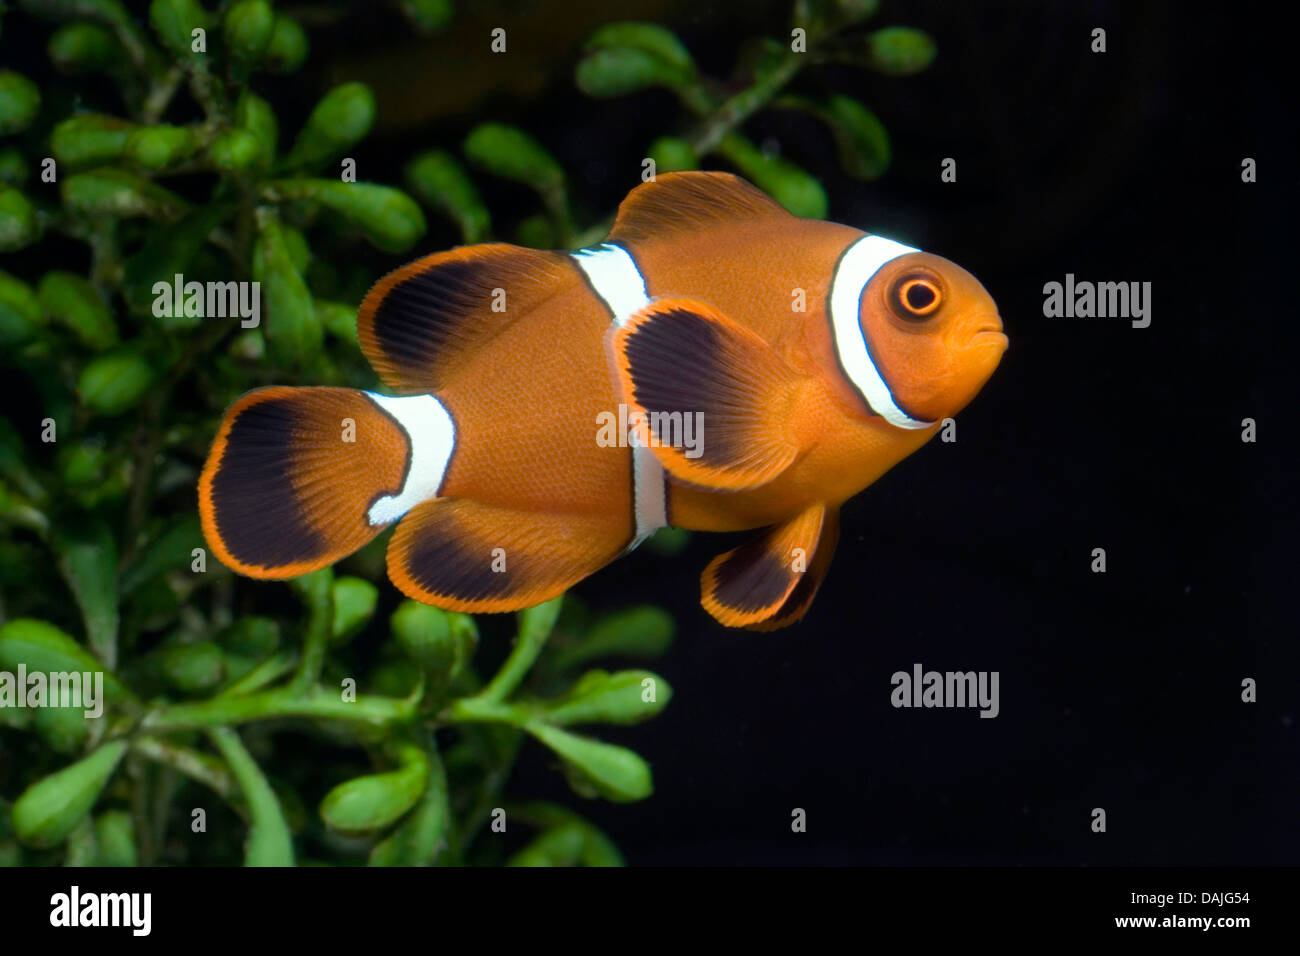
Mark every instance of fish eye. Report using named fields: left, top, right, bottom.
left=892, top=275, right=943, bottom=320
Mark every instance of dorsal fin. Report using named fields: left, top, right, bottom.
left=357, top=243, right=574, bottom=393
left=608, top=171, right=793, bottom=246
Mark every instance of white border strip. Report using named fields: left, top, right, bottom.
left=828, top=235, right=934, bottom=430
left=363, top=392, right=456, bottom=526
left=571, top=243, right=667, bottom=545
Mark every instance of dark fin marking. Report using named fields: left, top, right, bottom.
left=199, top=387, right=409, bottom=578
left=387, top=499, right=625, bottom=613
left=612, top=298, right=805, bottom=491
left=700, top=503, right=831, bottom=628
left=745, top=507, right=839, bottom=631
left=358, top=244, right=573, bottom=393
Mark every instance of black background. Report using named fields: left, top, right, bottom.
left=4, top=0, right=1295, bottom=867
left=483, top=0, right=1297, bottom=866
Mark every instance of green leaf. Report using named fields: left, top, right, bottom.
left=391, top=600, right=477, bottom=686
left=216, top=616, right=281, bottom=658
left=0, top=71, right=40, bottom=136
left=209, top=726, right=295, bottom=865
left=331, top=576, right=378, bottom=645
left=0, top=187, right=37, bottom=252
left=865, top=26, right=936, bottom=76
left=397, top=0, right=454, bottom=33
left=643, top=525, right=690, bottom=556
left=0, top=146, right=27, bottom=186
left=253, top=210, right=320, bottom=362
left=541, top=669, right=672, bottom=726
left=647, top=136, right=698, bottom=173
left=717, top=133, right=827, bottom=219
left=50, top=114, right=139, bottom=168
left=368, top=736, right=449, bottom=866
left=223, top=0, right=274, bottom=64
left=11, top=740, right=128, bottom=848
left=463, top=123, right=564, bottom=192
left=514, top=213, right=554, bottom=249
left=508, top=801, right=624, bottom=865
left=507, top=823, right=586, bottom=866
left=583, top=22, right=696, bottom=74
left=285, top=82, right=376, bottom=169
left=38, top=271, right=117, bottom=348
left=148, top=0, right=210, bottom=58
left=549, top=605, right=674, bottom=673
left=527, top=724, right=653, bottom=803
left=0, top=269, right=43, bottom=347
left=77, top=346, right=156, bottom=415
left=320, top=744, right=429, bottom=834
left=794, top=0, right=880, bottom=36
left=314, top=299, right=357, bottom=344
left=790, top=93, right=890, bottom=180
left=235, top=90, right=278, bottom=164
left=261, top=13, right=308, bottom=73
left=33, top=701, right=90, bottom=754
left=207, top=127, right=261, bottom=171
left=48, top=22, right=121, bottom=75
left=263, top=179, right=425, bottom=253
left=404, top=149, right=490, bottom=243
left=54, top=521, right=119, bottom=668
left=93, top=810, right=137, bottom=866
left=160, top=640, right=225, bottom=693
left=0, top=619, right=132, bottom=701
left=124, top=124, right=197, bottom=171
left=575, top=47, right=693, bottom=98
left=62, top=168, right=188, bottom=221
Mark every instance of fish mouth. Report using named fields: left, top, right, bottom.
left=971, top=315, right=1007, bottom=349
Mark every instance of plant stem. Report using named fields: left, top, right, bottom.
left=689, top=53, right=805, bottom=155
left=142, top=686, right=417, bottom=732
left=288, top=574, right=332, bottom=695
left=209, top=726, right=294, bottom=866
left=133, top=735, right=240, bottom=803
left=475, top=598, right=563, bottom=704
left=218, top=652, right=298, bottom=698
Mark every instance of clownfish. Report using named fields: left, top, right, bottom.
left=199, top=172, right=1006, bottom=630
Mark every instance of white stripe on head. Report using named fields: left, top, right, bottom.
left=571, top=243, right=649, bottom=327
left=363, top=392, right=456, bottom=526
left=828, top=235, right=934, bottom=430
left=571, top=242, right=667, bottom=546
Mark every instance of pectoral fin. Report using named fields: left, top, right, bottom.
left=701, top=503, right=837, bottom=629
left=611, top=298, right=805, bottom=491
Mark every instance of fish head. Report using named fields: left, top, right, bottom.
left=859, top=251, right=1007, bottom=423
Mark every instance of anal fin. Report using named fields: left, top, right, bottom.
left=387, top=499, right=625, bottom=614
left=701, top=503, right=837, bottom=629
left=612, top=298, right=806, bottom=491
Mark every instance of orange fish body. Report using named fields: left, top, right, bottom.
left=199, top=172, right=1006, bottom=629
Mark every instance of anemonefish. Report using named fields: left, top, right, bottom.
left=199, top=172, right=1006, bottom=630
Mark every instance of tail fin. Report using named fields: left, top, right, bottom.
left=199, top=386, right=442, bottom=578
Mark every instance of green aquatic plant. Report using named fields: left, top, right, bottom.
left=0, top=0, right=934, bottom=866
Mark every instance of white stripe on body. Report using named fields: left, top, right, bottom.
left=571, top=243, right=668, bottom=547
left=363, top=392, right=456, bottom=526
left=827, top=235, right=934, bottom=430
